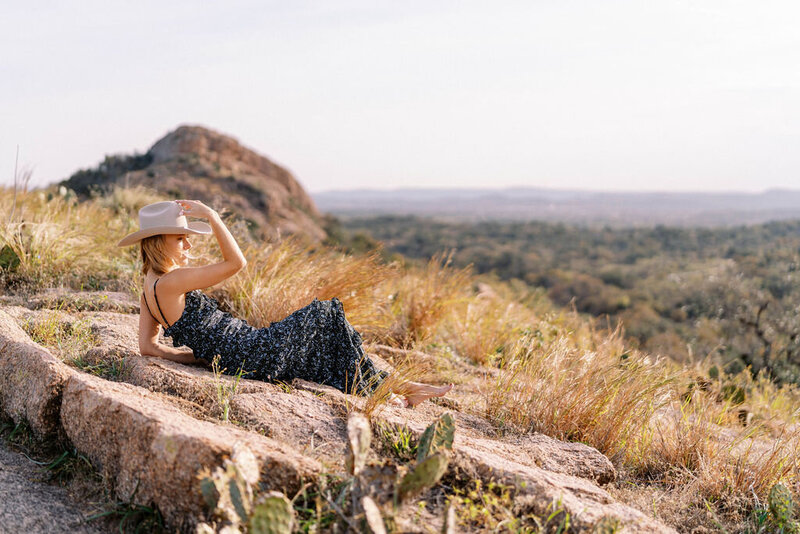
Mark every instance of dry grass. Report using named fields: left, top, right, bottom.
left=219, top=239, right=395, bottom=334
left=0, top=187, right=141, bottom=291
left=443, top=291, right=524, bottom=365
left=377, top=253, right=473, bottom=347
left=484, top=325, right=677, bottom=458
left=628, top=381, right=800, bottom=508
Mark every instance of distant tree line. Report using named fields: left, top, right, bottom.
left=332, top=216, right=800, bottom=385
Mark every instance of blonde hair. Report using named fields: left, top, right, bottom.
left=140, top=235, right=176, bottom=275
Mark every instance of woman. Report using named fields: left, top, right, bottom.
left=118, top=199, right=452, bottom=407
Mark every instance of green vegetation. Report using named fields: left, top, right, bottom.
left=22, top=307, right=98, bottom=361
left=19, top=304, right=130, bottom=380
left=198, top=444, right=296, bottom=533
left=87, top=500, right=165, bottom=534
left=339, top=215, right=800, bottom=384
left=346, top=412, right=455, bottom=532
left=63, top=152, right=153, bottom=198
left=376, top=422, right=417, bottom=462
left=448, top=480, right=528, bottom=531
left=69, top=354, right=127, bottom=381
left=210, top=355, right=248, bottom=423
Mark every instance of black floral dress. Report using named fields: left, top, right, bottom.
left=161, top=290, right=387, bottom=395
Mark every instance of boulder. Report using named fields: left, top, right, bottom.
left=86, top=315, right=353, bottom=466
left=451, top=445, right=675, bottom=533
left=0, top=310, right=72, bottom=439
left=230, top=391, right=348, bottom=466
left=60, top=372, right=321, bottom=530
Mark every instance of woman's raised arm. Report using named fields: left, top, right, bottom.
left=162, top=200, right=247, bottom=293
left=180, top=200, right=246, bottom=267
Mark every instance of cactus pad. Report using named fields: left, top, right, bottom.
left=398, top=451, right=450, bottom=503
left=199, top=477, right=219, bottom=511
left=769, top=483, right=795, bottom=525
left=417, top=413, right=455, bottom=463
left=231, top=443, right=260, bottom=486
left=346, top=412, right=372, bottom=476
left=249, top=491, right=296, bottom=534
left=362, top=496, right=387, bottom=534
left=229, top=477, right=249, bottom=524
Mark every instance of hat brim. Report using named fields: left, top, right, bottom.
left=117, top=222, right=212, bottom=247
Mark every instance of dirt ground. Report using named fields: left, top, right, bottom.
left=0, top=439, right=109, bottom=534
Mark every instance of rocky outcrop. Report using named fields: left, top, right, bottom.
left=289, top=381, right=669, bottom=532
left=61, top=372, right=320, bottom=529
left=60, top=125, right=326, bottom=242
left=0, top=311, right=72, bottom=439
left=0, top=296, right=677, bottom=532
left=0, top=307, right=321, bottom=532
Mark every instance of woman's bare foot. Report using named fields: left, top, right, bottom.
left=400, top=382, right=454, bottom=408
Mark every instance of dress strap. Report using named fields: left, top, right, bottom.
left=153, top=278, right=172, bottom=329
left=141, top=292, right=158, bottom=323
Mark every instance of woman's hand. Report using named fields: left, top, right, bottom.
left=176, top=199, right=217, bottom=220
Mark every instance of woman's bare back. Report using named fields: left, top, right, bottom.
left=142, top=270, right=188, bottom=329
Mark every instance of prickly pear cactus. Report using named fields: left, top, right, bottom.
left=769, top=483, right=795, bottom=526
left=200, top=476, right=220, bottom=511
left=441, top=503, right=456, bottom=534
left=197, top=447, right=258, bottom=526
left=249, top=491, right=296, bottom=534
left=398, top=451, right=450, bottom=503
left=231, top=442, right=260, bottom=486
left=228, top=476, right=249, bottom=524
left=362, top=495, right=387, bottom=534
left=416, top=413, right=455, bottom=463
left=346, top=412, right=372, bottom=476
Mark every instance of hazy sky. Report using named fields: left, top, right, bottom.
left=2, top=1, right=799, bottom=193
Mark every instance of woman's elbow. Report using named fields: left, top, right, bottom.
left=229, top=258, right=247, bottom=274
left=139, top=342, right=158, bottom=357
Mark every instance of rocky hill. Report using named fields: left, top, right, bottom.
left=60, top=125, right=326, bottom=242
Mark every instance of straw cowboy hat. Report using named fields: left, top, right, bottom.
left=117, top=201, right=212, bottom=247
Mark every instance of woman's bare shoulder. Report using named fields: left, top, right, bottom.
left=157, top=266, right=213, bottom=295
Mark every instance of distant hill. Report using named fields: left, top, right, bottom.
left=313, top=187, right=800, bottom=227
left=61, top=125, right=326, bottom=241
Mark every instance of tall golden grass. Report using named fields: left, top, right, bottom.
left=0, top=188, right=140, bottom=290
left=484, top=325, right=677, bottom=457
left=2, top=184, right=799, bottom=527
left=378, top=253, right=473, bottom=347
left=219, top=240, right=394, bottom=334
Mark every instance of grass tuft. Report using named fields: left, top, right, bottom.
left=22, top=308, right=98, bottom=361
